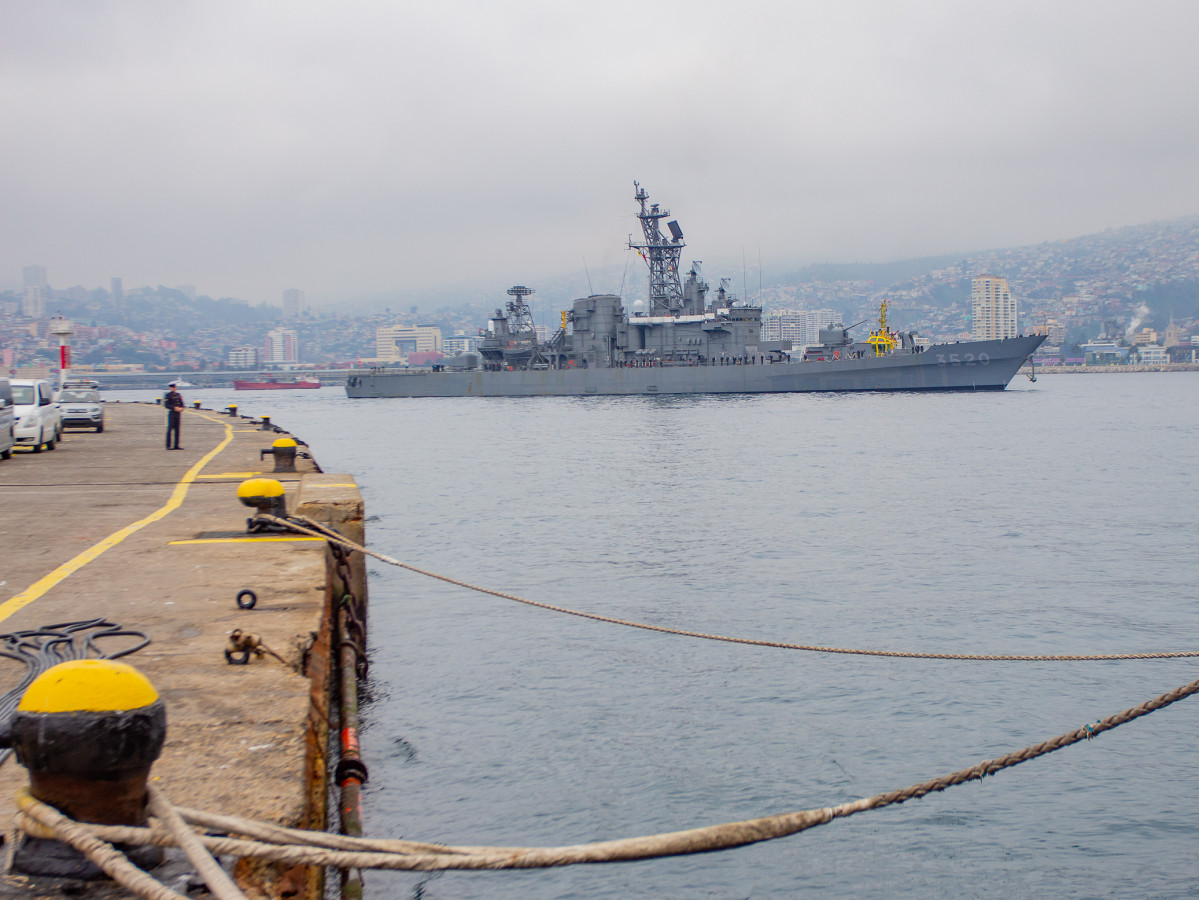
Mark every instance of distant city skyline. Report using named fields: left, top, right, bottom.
left=3, top=2, right=1199, bottom=304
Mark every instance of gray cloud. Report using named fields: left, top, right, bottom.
left=3, top=0, right=1198, bottom=305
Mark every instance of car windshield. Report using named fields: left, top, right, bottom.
left=12, top=386, right=35, bottom=405
left=60, top=390, right=100, bottom=402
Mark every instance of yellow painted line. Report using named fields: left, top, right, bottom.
left=0, top=421, right=235, bottom=624
left=188, top=410, right=237, bottom=424
left=169, top=537, right=325, bottom=545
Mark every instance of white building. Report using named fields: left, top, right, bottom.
left=804, top=309, right=841, bottom=345
left=443, top=333, right=480, bottom=355
left=264, top=328, right=299, bottom=364
left=375, top=324, right=442, bottom=363
left=971, top=275, right=1018, bottom=340
left=761, top=308, right=841, bottom=348
left=761, top=309, right=806, bottom=344
left=228, top=346, right=261, bottom=367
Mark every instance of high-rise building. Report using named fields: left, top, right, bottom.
left=761, top=309, right=806, bottom=344
left=23, top=265, right=47, bottom=289
left=263, top=328, right=299, bottom=363
left=282, top=289, right=307, bottom=320
left=21, top=265, right=47, bottom=319
left=971, top=275, right=1018, bottom=340
left=22, top=285, right=46, bottom=318
left=110, top=277, right=123, bottom=305
left=805, top=309, right=841, bottom=346
left=1045, top=317, right=1066, bottom=345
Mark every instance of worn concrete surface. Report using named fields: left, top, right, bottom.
left=0, top=402, right=349, bottom=895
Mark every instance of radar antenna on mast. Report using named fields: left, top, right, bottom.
left=504, top=285, right=536, bottom=335
left=628, top=181, right=685, bottom=316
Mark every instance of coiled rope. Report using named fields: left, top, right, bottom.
left=265, top=515, right=1199, bottom=662
left=13, top=673, right=1199, bottom=882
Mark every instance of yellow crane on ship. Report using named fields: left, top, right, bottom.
left=866, top=300, right=898, bottom=357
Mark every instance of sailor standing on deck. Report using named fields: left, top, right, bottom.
left=164, top=381, right=184, bottom=450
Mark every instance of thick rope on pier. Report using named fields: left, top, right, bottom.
left=14, top=789, right=189, bottom=900
left=14, top=674, right=1199, bottom=877
left=265, top=515, right=1199, bottom=662
left=147, top=788, right=245, bottom=900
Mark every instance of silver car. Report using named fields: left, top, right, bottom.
left=57, top=388, right=105, bottom=432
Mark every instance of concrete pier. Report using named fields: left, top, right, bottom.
left=0, top=402, right=362, bottom=897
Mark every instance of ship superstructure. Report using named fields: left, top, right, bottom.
left=476, top=285, right=549, bottom=370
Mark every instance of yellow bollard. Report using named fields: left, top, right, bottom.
left=260, top=437, right=298, bottom=473
left=238, top=477, right=288, bottom=531
left=10, top=659, right=166, bottom=877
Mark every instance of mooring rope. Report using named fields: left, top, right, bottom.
left=14, top=788, right=189, bottom=900
left=147, top=788, right=245, bottom=900
left=264, top=515, right=1199, bottom=662
left=13, top=672, right=1199, bottom=880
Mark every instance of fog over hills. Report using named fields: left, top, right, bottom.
left=12, top=212, right=1199, bottom=322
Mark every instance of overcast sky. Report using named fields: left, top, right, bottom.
left=3, top=0, right=1198, bottom=307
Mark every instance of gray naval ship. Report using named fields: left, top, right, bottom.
left=346, top=184, right=1044, bottom=399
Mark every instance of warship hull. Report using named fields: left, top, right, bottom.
left=346, top=335, right=1044, bottom=398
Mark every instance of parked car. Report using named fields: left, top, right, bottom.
left=0, top=378, right=14, bottom=460
left=56, top=387, right=105, bottom=432
left=11, top=379, right=63, bottom=452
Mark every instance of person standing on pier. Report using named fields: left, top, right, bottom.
left=164, top=382, right=184, bottom=450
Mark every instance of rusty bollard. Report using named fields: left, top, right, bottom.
left=10, top=659, right=166, bottom=877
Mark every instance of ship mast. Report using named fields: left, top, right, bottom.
left=505, top=285, right=536, bottom=334
left=628, top=181, right=685, bottom=316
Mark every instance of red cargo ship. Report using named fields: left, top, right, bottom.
left=232, top=378, right=321, bottom=390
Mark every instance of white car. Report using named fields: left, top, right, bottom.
left=0, top=378, right=14, bottom=460
left=11, top=379, right=63, bottom=452
left=56, top=387, right=105, bottom=432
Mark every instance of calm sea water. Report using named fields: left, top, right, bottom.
left=116, top=375, right=1199, bottom=898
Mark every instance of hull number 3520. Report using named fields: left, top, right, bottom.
left=936, top=352, right=990, bottom=365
